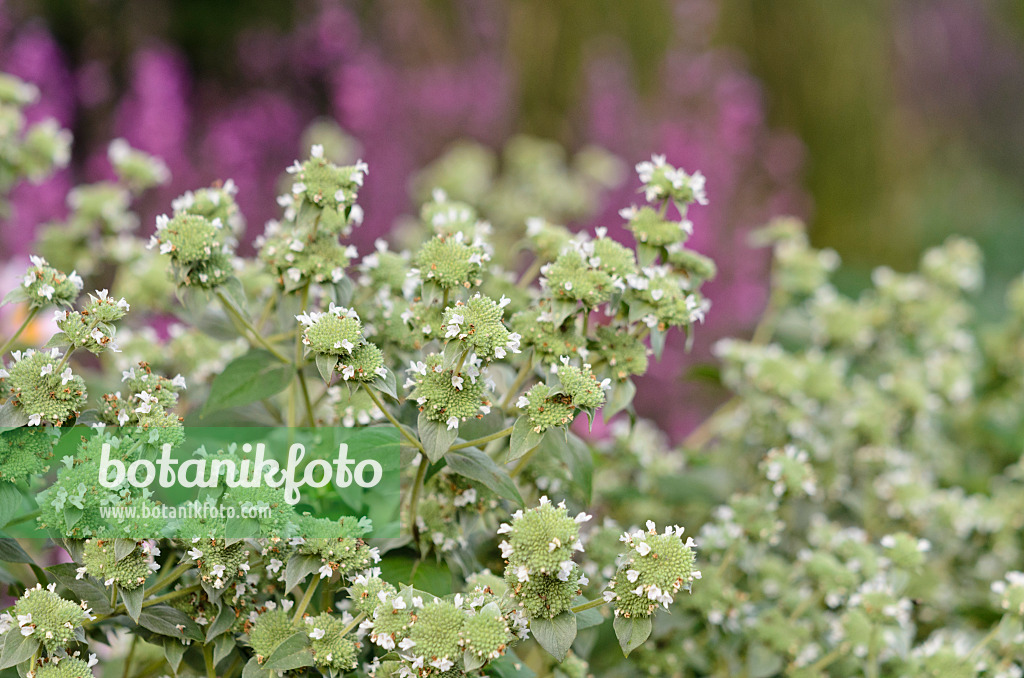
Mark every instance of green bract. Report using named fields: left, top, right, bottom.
left=606, top=522, right=700, bottom=619
left=414, top=232, right=489, bottom=289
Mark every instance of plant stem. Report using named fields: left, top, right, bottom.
left=124, top=633, right=138, bottom=677
left=454, top=348, right=468, bottom=375
left=516, top=258, right=543, bottom=289
left=449, top=425, right=514, bottom=452
left=500, top=352, right=534, bottom=410
left=203, top=642, right=216, bottom=678
left=215, top=290, right=290, bottom=363
left=149, top=561, right=191, bottom=593
left=408, top=453, right=429, bottom=541
left=340, top=611, right=366, bottom=636
left=570, top=598, right=607, bottom=613
left=0, top=306, right=38, bottom=355
left=142, top=583, right=203, bottom=609
left=362, top=383, right=424, bottom=453
left=292, top=578, right=319, bottom=622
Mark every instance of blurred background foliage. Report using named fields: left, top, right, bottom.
left=1, top=0, right=1022, bottom=432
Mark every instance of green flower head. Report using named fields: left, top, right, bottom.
left=34, top=655, right=97, bottom=678
left=150, top=213, right=226, bottom=265
left=497, top=497, right=588, bottom=580
left=634, top=154, right=707, bottom=207
left=287, top=145, right=367, bottom=234
left=541, top=248, right=614, bottom=307
left=414, top=232, right=490, bottom=289
left=338, top=342, right=387, bottom=383
left=172, top=178, right=243, bottom=235
left=11, top=584, right=91, bottom=652
left=517, top=382, right=575, bottom=434
left=407, top=353, right=492, bottom=431
left=606, top=521, right=699, bottom=619
left=248, top=607, right=301, bottom=664
left=18, top=256, right=82, bottom=309
left=555, top=358, right=608, bottom=409
left=442, top=294, right=521, bottom=361
left=297, top=304, right=364, bottom=356
left=622, top=205, right=689, bottom=247
left=460, top=603, right=513, bottom=662
left=348, top=568, right=397, bottom=617
left=0, top=425, right=57, bottom=483
left=594, top=325, right=649, bottom=381
left=405, top=598, right=467, bottom=674
left=79, top=539, right=157, bottom=590
left=421, top=189, right=479, bottom=236
left=1, top=348, right=87, bottom=426
left=107, top=138, right=170, bottom=193
left=304, top=613, right=360, bottom=672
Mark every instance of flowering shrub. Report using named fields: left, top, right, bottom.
left=0, top=65, right=1021, bottom=678
left=0, top=72, right=716, bottom=677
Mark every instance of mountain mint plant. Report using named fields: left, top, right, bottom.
left=0, top=68, right=1020, bottom=678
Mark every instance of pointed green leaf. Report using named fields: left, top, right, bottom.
left=603, top=379, right=635, bottom=422
left=202, top=349, right=295, bottom=416
left=613, top=614, right=652, bottom=657
left=417, top=411, right=457, bottom=463
left=445, top=449, right=522, bottom=505
left=315, top=353, right=338, bottom=385
left=138, top=604, right=204, bottom=642
left=121, top=584, right=144, bottom=622
left=530, top=610, right=577, bottom=661
left=285, top=554, right=322, bottom=592
left=0, top=630, right=38, bottom=670
left=263, top=632, right=314, bottom=671
left=114, top=538, right=137, bottom=561
left=508, top=416, right=544, bottom=463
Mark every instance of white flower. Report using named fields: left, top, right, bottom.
left=626, top=569, right=640, bottom=583
left=318, top=564, right=334, bottom=579
left=310, top=144, right=324, bottom=159
left=60, top=368, right=74, bottom=385
left=37, top=284, right=55, bottom=300
left=451, top=374, right=464, bottom=390
left=134, top=391, right=156, bottom=414
left=27, top=413, right=42, bottom=427
left=309, top=627, right=326, bottom=640
left=39, top=363, right=53, bottom=377
left=76, top=567, right=88, bottom=580
left=446, top=416, right=459, bottom=431
left=398, top=637, right=416, bottom=651
left=636, top=541, right=652, bottom=557
left=187, top=548, right=204, bottom=560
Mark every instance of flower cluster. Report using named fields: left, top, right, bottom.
left=604, top=521, right=700, bottom=618
left=4, top=584, right=91, bottom=652
left=0, top=348, right=86, bottom=426
left=407, top=352, right=492, bottom=430
left=298, top=304, right=387, bottom=382
left=517, top=359, right=608, bottom=433
left=7, top=256, right=83, bottom=309
left=78, top=539, right=159, bottom=590
left=441, top=293, right=521, bottom=361
left=498, top=497, right=590, bottom=619
left=0, top=73, right=71, bottom=198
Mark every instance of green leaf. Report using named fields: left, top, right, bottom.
left=64, top=505, right=82, bottom=530
left=0, top=484, right=27, bottom=530
left=530, top=611, right=577, bottom=661
left=0, top=538, right=34, bottom=564
left=603, top=379, right=635, bottom=422
left=0, top=403, right=28, bottom=433
left=263, top=632, right=314, bottom=671
left=0, top=629, right=38, bottom=670
left=636, top=242, right=659, bottom=267
left=561, top=432, right=593, bottom=503
left=373, top=367, right=399, bottom=400
left=41, top=332, right=69, bottom=350
left=202, top=349, right=295, bottom=416
left=214, top=634, right=237, bottom=666
left=285, top=554, right=322, bottom=592
left=121, top=584, right=144, bottom=622
left=162, top=638, right=187, bottom=673
left=464, top=649, right=485, bottom=672
left=138, top=604, right=204, bottom=642
left=486, top=654, right=537, bottom=678
left=650, top=326, right=667, bottom=360
left=443, top=340, right=464, bottom=371
left=332, top=275, right=354, bottom=307
left=46, top=563, right=114, bottom=615
left=612, top=614, right=652, bottom=657
left=417, top=411, right=457, bottom=463
left=114, top=538, right=137, bottom=561
left=446, top=449, right=523, bottom=505
left=242, top=656, right=270, bottom=678
left=572, top=597, right=604, bottom=630
left=206, top=603, right=237, bottom=642
left=315, top=353, right=338, bottom=385
left=508, top=416, right=544, bottom=463
left=1, top=286, right=29, bottom=308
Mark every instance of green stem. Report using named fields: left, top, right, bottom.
left=340, top=611, right=366, bottom=636
left=215, top=291, right=290, bottom=363
left=510, top=444, right=540, bottom=477
left=581, top=308, right=590, bottom=337
left=362, top=383, right=424, bottom=453
left=124, top=633, right=138, bottom=677
left=0, top=307, right=38, bottom=355
left=449, top=426, right=514, bottom=452
left=442, top=288, right=450, bottom=307
left=149, top=561, right=191, bottom=593
left=516, top=258, right=543, bottom=289
left=142, top=583, right=202, bottom=609
left=454, top=348, right=468, bottom=375
left=408, top=453, right=429, bottom=541
left=203, top=642, right=216, bottom=678
left=292, top=578, right=319, bottom=622
left=570, top=598, right=606, bottom=613
left=500, top=352, right=534, bottom=410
